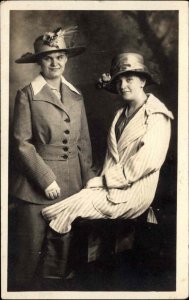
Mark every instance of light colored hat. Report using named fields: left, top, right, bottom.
left=15, top=26, right=86, bottom=63
left=98, top=52, right=157, bottom=93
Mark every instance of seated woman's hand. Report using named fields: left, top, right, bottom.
left=86, top=176, right=104, bottom=188
left=45, top=181, right=61, bottom=200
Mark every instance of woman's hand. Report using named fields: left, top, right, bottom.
left=86, top=176, right=104, bottom=188
left=45, top=181, right=60, bottom=200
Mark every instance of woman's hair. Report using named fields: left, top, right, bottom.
left=116, top=71, right=147, bottom=82
left=112, top=71, right=147, bottom=93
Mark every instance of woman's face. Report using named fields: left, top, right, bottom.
left=38, top=51, right=68, bottom=80
left=116, top=74, right=146, bottom=101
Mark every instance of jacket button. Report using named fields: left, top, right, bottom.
left=64, top=130, right=70, bottom=134
left=65, top=118, right=70, bottom=123
left=62, top=139, right=68, bottom=144
left=63, top=146, right=68, bottom=151
left=62, top=154, right=68, bottom=159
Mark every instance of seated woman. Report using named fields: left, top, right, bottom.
left=42, top=52, right=174, bottom=234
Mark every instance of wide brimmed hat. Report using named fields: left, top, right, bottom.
left=97, top=52, right=158, bottom=93
left=15, top=26, right=86, bottom=64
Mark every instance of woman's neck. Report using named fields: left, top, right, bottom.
left=43, top=76, right=61, bottom=91
left=127, top=92, right=147, bottom=114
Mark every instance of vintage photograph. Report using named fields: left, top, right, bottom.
left=1, top=1, right=188, bottom=299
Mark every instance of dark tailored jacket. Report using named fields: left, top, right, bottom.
left=10, top=74, right=95, bottom=205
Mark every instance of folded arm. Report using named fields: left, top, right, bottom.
left=87, top=114, right=171, bottom=189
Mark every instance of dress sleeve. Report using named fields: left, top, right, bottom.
left=104, top=113, right=171, bottom=188
left=13, top=89, right=56, bottom=190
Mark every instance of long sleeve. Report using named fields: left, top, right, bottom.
left=77, top=100, right=96, bottom=185
left=104, top=113, right=171, bottom=188
left=13, top=90, right=56, bottom=190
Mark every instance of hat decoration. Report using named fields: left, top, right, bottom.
left=97, top=73, right=112, bottom=89
left=96, top=52, right=159, bottom=93
left=42, top=27, right=77, bottom=48
left=15, top=26, right=86, bottom=63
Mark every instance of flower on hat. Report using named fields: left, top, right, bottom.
left=43, top=30, right=60, bottom=48
left=96, top=73, right=111, bottom=89
left=42, top=26, right=78, bottom=48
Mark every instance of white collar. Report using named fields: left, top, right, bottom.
left=61, top=76, right=81, bottom=95
left=145, top=93, right=174, bottom=119
left=31, top=74, right=81, bottom=96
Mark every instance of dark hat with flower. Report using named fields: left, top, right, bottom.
left=97, top=52, right=159, bottom=93
left=15, top=26, right=86, bottom=63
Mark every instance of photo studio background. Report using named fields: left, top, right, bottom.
left=9, top=10, right=178, bottom=291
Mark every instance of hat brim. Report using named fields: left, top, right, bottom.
left=15, top=46, right=86, bottom=63
left=105, top=69, right=157, bottom=94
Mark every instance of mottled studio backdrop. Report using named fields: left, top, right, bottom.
left=9, top=10, right=178, bottom=282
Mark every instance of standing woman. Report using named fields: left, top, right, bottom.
left=42, top=52, right=174, bottom=234
left=10, top=27, right=94, bottom=289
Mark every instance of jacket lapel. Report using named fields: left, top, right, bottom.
left=33, top=84, right=68, bottom=110
left=107, top=106, right=146, bottom=162
left=117, top=93, right=174, bottom=153
left=60, top=83, right=79, bottom=114
left=32, top=78, right=80, bottom=117
left=107, top=109, right=123, bottom=163
left=145, top=93, right=174, bottom=120
left=107, top=93, right=173, bottom=160
left=117, top=106, right=146, bottom=153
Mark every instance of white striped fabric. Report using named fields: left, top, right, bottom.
left=147, top=207, right=158, bottom=224
left=42, top=93, right=173, bottom=234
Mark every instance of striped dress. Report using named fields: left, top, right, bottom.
left=42, top=93, right=174, bottom=234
